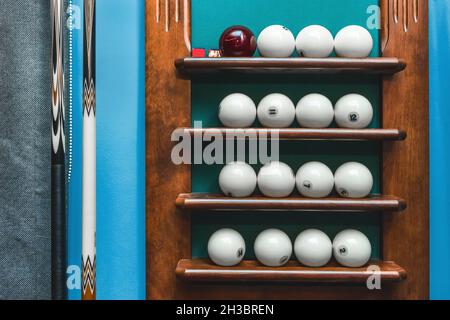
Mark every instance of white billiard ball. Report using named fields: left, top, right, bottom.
left=334, top=25, right=373, bottom=58
left=257, top=25, right=296, bottom=58
left=296, top=162, right=334, bottom=198
left=334, top=94, right=373, bottom=129
left=294, top=229, right=332, bottom=267
left=333, top=229, right=372, bottom=267
left=296, top=25, right=334, bottom=58
left=219, top=93, right=257, bottom=128
left=257, top=161, right=296, bottom=198
left=219, top=162, right=257, bottom=198
left=334, top=162, right=373, bottom=198
left=208, top=228, right=246, bottom=266
left=257, top=93, right=296, bottom=128
left=296, top=93, right=334, bottom=128
left=254, top=229, right=292, bottom=267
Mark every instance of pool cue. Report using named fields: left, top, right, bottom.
left=51, top=0, right=67, bottom=300
left=82, top=0, right=96, bottom=300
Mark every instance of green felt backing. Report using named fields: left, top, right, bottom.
left=192, top=213, right=381, bottom=259
left=190, top=0, right=382, bottom=260
left=191, top=0, right=380, bottom=57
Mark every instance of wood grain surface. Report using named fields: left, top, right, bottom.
left=146, top=0, right=191, bottom=299
left=176, top=193, right=407, bottom=212
left=381, top=0, right=429, bottom=299
left=180, top=128, right=407, bottom=141
left=175, top=57, right=406, bottom=76
left=176, top=259, right=406, bottom=283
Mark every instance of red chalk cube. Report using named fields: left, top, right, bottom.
left=191, top=48, right=206, bottom=58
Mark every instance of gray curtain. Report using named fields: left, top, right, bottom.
left=0, top=0, right=52, bottom=299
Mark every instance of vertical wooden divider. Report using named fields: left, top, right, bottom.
left=381, top=0, right=429, bottom=299
left=146, top=0, right=191, bottom=299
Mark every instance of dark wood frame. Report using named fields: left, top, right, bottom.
left=176, top=259, right=407, bottom=283
left=175, top=57, right=406, bottom=75
left=180, top=128, right=407, bottom=141
left=176, top=194, right=406, bottom=212
left=146, top=0, right=429, bottom=299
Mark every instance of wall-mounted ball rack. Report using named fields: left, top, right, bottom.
left=146, top=0, right=429, bottom=300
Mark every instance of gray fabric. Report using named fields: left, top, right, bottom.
left=0, top=0, right=52, bottom=299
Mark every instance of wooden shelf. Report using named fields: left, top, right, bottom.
left=176, top=259, right=407, bottom=283
left=175, top=57, right=406, bottom=76
left=181, top=128, right=406, bottom=141
left=176, top=193, right=406, bottom=212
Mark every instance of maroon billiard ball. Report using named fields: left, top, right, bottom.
left=219, top=25, right=257, bottom=57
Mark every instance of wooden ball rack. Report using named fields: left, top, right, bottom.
left=146, top=0, right=428, bottom=299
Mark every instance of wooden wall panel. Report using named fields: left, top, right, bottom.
left=381, top=0, right=429, bottom=299
left=146, top=0, right=191, bottom=299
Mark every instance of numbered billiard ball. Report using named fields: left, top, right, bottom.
left=219, top=162, right=257, bottom=198
left=257, top=93, right=296, bottom=128
left=219, top=25, right=257, bottom=57
left=333, top=229, right=372, bottom=268
left=219, top=93, right=257, bottom=128
left=296, top=162, right=334, bottom=198
left=294, top=229, right=332, bottom=267
left=208, top=228, right=246, bottom=266
left=334, top=162, right=373, bottom=198
left=296, top=93, right=334, bottom=128
left=296, top=25, right=334, bottom=58
left=257, top=25, right=296, bottom=58
left=334, top=25, right=373, bottom=58
left=334, top=94, right=373, bottom=129
left=258, top=161, right=296, bottom=198
left=254, top=229, right=292, bottom=267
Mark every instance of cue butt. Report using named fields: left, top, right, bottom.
left=51, top=164, right=67, bottom=300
